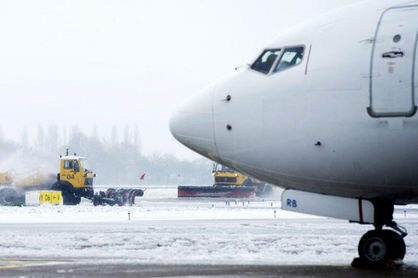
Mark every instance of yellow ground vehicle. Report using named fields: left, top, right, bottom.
left=0, top=149, right=144, bottom=206
left=51, top=149, right=96, bottom=205
left=212, top=164, right=272, bottom=197
left=0, top=150, right=95, bottom=205
left=213, top=164, right=252, bottom=187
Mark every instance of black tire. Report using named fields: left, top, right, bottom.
left=358, top=229, right=405, bottom=267
left=93, top=195, right=100, bottom=206
left=0, top=188, right=21, bottom=205
left=358, top=230, right=389, bottom=266
left=62, top=189, right=81, bottom=205
left=382, top=230, right=406, bottom=260
left=85, top=188, right=94, bottom=199
left=52, top=182, right=81, bottom=206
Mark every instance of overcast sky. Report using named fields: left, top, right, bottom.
left=0, top=0, right=360, bottom=160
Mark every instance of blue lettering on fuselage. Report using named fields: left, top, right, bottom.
left=286, top=198, right=297, bottom=208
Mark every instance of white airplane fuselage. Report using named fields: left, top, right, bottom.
left=170, top=0, right=418, bottom=205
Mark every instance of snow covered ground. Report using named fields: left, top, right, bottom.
left=0, top=186, right=417, bottom=266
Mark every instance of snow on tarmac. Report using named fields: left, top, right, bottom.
left=0, top=187, right=417, bottom=266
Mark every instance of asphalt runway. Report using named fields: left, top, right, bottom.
left=1, top=259, right=418, bottom=278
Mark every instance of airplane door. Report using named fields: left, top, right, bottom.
left=368, top=6, right=418, bottom=118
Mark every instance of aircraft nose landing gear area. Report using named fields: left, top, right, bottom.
left=355, top=228, right=406, bottom=268
left=281, top=190, right=411, bottom=269
left=354, top=205, right=408, bottom=269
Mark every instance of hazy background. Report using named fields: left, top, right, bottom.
left=0, top=0, right=360, bottom=184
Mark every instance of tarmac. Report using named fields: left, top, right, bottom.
left=1, top=195, right=418, bottom=277
left=1, top=259, right=418, bottom=278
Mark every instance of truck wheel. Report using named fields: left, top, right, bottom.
left=61, top=189, right=81, bottom=205
left=86, top=188, right=94, bottom=199
left=52, top=182, right=81, bottom=205
left=0, top=188, right=21, bottom=205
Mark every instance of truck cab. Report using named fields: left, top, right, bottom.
left=54, top=153, right=95, bottom=205
left=212, top=164, right=272, bottom=196
left=59, top=156, right=94, bottom=188
left=212, top=164, right=250, bottom=187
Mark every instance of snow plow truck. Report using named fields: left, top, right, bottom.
left=0, top=150, right=144, bottom=206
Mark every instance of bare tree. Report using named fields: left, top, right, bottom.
left=36, top=124, right=45, bottom=151
left=111, top=125, right=118, bottom=145
left=123, top=124, right=130, bottom=144
left=21, top=127, right=29, bottom=147
left=47, top=124, right=59, bottom=153
left=133, top=123, right=141, bottom=152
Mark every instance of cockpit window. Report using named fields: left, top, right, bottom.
left=273, top=47, right=304, bottom=73
left=250, top=49, right=281, bottom=74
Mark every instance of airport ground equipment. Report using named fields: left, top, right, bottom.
left=178, top=185, right=256, bottom=198
left=50, top=150, right=96, bottom=205
left=92, top=188, right=144, bottom=206
left=213, top=164, right=272, bottom=197
left=0, top=150, right=144, bottom=206
left=0, top=170, right=56, bottom=205
left=177, top=164, right=272, bottom=198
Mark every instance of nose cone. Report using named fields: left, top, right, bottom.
left=170, top=87, right=218, bottom=160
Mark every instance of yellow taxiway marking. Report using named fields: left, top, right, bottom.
left=0, top=264, right=25, bottom=270
left=0, top=258, right=72, bottom=270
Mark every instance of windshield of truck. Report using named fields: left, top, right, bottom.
left=80, top=159, right=90, bottom=172
left=215, top=177, right=237, bottom=183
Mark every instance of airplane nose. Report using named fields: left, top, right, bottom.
left=169, top=87, right=219, bottom=160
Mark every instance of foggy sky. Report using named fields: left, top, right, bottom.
left=0, top=0, right=359, bottom=160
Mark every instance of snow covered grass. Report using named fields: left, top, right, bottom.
left=0, top=198, right=312, bottom=223
left=0, top=187, right=417, bottom=266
